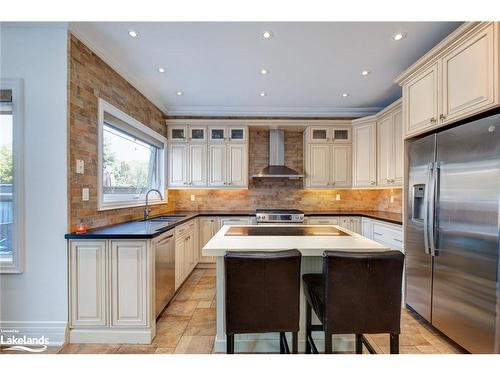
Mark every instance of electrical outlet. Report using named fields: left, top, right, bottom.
left=335, top=194, right=341, bottom=201
left=76, top=159, right=84, bottom=174
left=190, top=194, right=196, bottom=202
left=82, top=188, right=89, bottom=201
left=390, top=195, right=394, bottom=203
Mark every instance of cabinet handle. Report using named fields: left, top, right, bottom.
left=374, top=232, right=383, bottom=236
left=330, top=182, right=335, bottom=186
left=227, top=182, right=232, bottom=185
left=393, top=238, right=403, bottom=243
left=370, top=181, right=375, bottom=185
left=440, top=114, right=447, bottom=121
left=430, top=117, right=437, bottom=123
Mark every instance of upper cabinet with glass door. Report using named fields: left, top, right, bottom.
left=307, top=126, right=351, bottom=143
left=208, top=126, right=247, bottom=142
left=188, top=126, right=207, bottom=142
left=168, top=125, right=188, bottom=142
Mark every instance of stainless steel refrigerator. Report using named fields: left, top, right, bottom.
left=406, top=112, right=500, bottom=353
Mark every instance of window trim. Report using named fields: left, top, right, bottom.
left=0, top=78, right=24, bottom=274
left=97, top=98, right=168, bottom=211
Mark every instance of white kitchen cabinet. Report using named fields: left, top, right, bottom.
left=69, top=241, right=107, bottom=327
left=307, top=144, right=331, bottom=187
left=168, top=125, right=188, bottom=141
left=307, top=217, right=339, bottom=225
left=110, top=241, right=149, bottom=327
left=352, top=119, right=377, bottom=187
left=189, top=144, right=207, bottom=186
left=228, top=127, right=247, bottom=142
left=227, top=143, right=248, bottom=187
left=168, top=143, right=188, bottom=187
left=403, top=63, right=439, bottom=137
left=332, top=145, right=352, bottom=188
left=441, top=23, right=496, bottom=124
left=175, top=220, right=196, bottom=289
left=208, top=144, right=227, bottom=186
left=397, top=22, right=499, bottom=138
left=188, top=126, right=207, bottom=142
left=199, top=217, right=220, bottom=264
left=377, top=103, right=403, bottom=187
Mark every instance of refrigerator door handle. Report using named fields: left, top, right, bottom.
left=428, top=161, right=438, bottom=257
left=423, top=162, right=433, bottom=255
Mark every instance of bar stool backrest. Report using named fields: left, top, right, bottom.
left=224, top=250, right=302, bottom=334
left=322, top=250, right=404, bottom=335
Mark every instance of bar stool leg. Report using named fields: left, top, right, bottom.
left=324, top=332, right=332, bottom=354
left=389, top=333, right=399, bottom=354
left=305, top=302, right=312, bottom=354
left=292, top=332, right=298, bottom=354
left=355, top=334, right=363, bottom=354
left=226, top=333, right=234, bottom=354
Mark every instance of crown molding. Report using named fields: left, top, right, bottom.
left=165, top=105, right=382, bottom=118
left=68, top=24, right=169, bottom=115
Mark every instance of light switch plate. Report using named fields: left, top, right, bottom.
left=82, top=188, right=89, bottom=201
left=76, top=159, right=84, bottom=174
left=190, top=194, right=196, bottom=202
left=390, top=195, right=394, bottom=203
left=335, top=194, right=341, bottom=201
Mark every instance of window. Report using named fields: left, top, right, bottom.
left=0, top=79, right=24, bottom=273
left=98, top=98, right=167, bottom=210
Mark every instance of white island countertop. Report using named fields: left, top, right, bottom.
left=203, top=225, right=389, bottom=257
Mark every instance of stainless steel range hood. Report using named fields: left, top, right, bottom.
left=252, top=129, right=304, bottom=179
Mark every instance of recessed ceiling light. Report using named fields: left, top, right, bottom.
left=176, top=91, right=183, bottom=96
left=341, top=93, right=349, bottom=97
left=361, top=70, right=371, bottom=76
left=393, top=32, right=406, bottom=41
left=262, top=31, right=273, bottom=39
left=260, top=69, right=268, bottom=75
left=157, top=67, right=165, bottom=73
left=259, top=92, right=266, bottom=97
left=128, top=30, right=138, bottom=38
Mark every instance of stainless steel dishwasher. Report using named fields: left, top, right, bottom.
left=153, top=229, right=175, bottom=318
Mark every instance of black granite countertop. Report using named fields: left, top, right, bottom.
left=65, top=210, right=401, bottom=240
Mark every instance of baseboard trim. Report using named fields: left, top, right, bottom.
left=0, top=321, right=68, bottom=346
left=69, top=328, right=154, bottom=344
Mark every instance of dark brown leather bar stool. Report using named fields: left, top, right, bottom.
left=302, top=250, right=404, bottom=354
left=224, top=250, right=302, bottom=354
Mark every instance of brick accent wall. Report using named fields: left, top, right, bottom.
left=68, top=34, right=174, bottom=230
left=171, top=129, right=402, bottom=213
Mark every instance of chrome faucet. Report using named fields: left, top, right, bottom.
left=144, top=189, right=163, bottom=220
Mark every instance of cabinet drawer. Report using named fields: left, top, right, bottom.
left=175, top=220, right=195, bottom=237
left=308, top=217, right=339, bottom=225
left=220, top=216, right=251, bottom=225
left=372, top=223, right=403, bottom=250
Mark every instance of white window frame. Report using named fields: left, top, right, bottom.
left=97, top=98, right=168, bottom=211
left=0, top=79, right=24, bottom=274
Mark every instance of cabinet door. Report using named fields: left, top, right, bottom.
left=189, top=144, right=207, bottom=186
left=331, top=145, right=352, bottom=187
left=228, top=127, right=247, bottom=142
left=308, top=127, right=331, bottom=143
left=209, top=127, right=227, bottom=142
left=339, top=217, right=351, bottom=231
left=403, top=63, right=439, bottom=137
left=392, top=108, right=404, bottom=185
left=350, top=218, right=362, bottom=234
left=227, top=143, right=248, bottom=187
left=70, top=241, right=107, bottom=327
left=353, top=122, right=376, bottom=187
left=307, top=144, right=331, bottom=187
left=188, top=126, right=207, bottom=142
left=441, top=23, right=496, bottom=124
left=377, top=114, right=393, bottom=186
left=208, top=144, right=227, bottom=186
left=199, top=217, right=218, bottom=263
left=184, top=232, right=195, bottom=277
left=361, top=218, right=374, bottom=239
left=169, top=143, right=188, bottom=187
left=168, top=126, right=187, bottom=142
left=110, top=241, right=148, bottom=327
left=332, top=128, right=351, bottom=143
left=175, top=236, right=185, bottom=290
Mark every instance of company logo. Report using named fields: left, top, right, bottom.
left=0, top=329, right=49, bottom=353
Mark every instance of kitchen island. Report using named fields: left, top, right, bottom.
left=203, top=224, right=390, bottom=353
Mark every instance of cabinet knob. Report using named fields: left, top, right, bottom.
left=331, top=182, right=335, bottom=186
left=440, top=114, right=447, bottom=120
left=430, top=117, right=437, bottom=123
left=370, top=181, right=375, bottom=185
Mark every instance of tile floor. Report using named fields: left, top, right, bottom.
left=3, top=267, right=465, bottom=355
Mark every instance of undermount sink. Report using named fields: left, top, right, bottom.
left=146, top=215, right=186, bottom=222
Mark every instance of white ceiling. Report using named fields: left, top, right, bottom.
left=70, top=22, right=461, bottom=117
